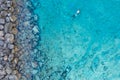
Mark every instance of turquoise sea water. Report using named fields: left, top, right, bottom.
left=24, top=0, right=120, bottom=80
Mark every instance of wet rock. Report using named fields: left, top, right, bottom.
left=10, top=15, right=17, bottom=22
left=33, top=15, right=38, bottom=21
left=32, top=26, right=39, bottom=34
left=23, top=21, right=30, bottom=27
left=5, top=33, right=14, bottom=43
left=0, top=18, right=5, bottom=24
left=31, top=61, right=38, bottom=68
left=31, top=69, right=38, bottom=75
left=35, top=75, right=40, bottom=80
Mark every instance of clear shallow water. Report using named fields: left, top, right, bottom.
left=25, top=0, right=120, bottom=80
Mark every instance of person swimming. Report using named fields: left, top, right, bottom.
left=72, top=9, right=80, bottom=18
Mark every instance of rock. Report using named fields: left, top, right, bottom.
left=4, top=55, right=8, bottom=61
left=4, top=22, right=14, bottom=33
left=4, top=75, right=9, bottom=80
left=5, top=33, right=14, bottom=43
left=31, top=61, right=38, bottom=68
left=8, top=43, right=14, bottom=49
left=0, top=40, right=4, bottom=46
left=4, top=23, right=10, bottom=33
left=0, top=36, right=4, bottom=40
left=6, top=1, right=12, bottom=7
left=8, top=54, right=14, bottom=61
left=9, top=7, right=14, bottom=12
left=1, top=4, right=8, bottom=10
left=0, top=75, right=4, bottom=79
left=0, top=70, right=6, bottom=75
left=14, top=46, right=19, bottom=52
left=3, top=43, right=7, bottom=48
left=13, top=58, right=18, bottom=64
left=13, top=70, right=18, bottom=75
left=31, top=69, right=38, bottom=75
left=6, top=17, right=10, bottom=22
left=8, top=75, right=18, bottom=80
left=0, top=25, right=4, bottom=30
left=32, top=26, right=39, bottom=34
left=23, top=21, right=30, bottom=27
left=7, top=13, right=11, bottom=17
left=35, top=75, right=40, bottom=80
left=0, top=11, right=7, bottom=17
left=5, top=67, right=12, bottom=74
left=33, top=15, right=38, bottom=21
left=0, top=64, right=3, bottom=69
left=16, top=73, right=21, bottom=80
left=11, top=28, right=18, bottom=34
left=10, top=15, right=17, bottom=22
left=0, top=18, right=5, bottom=24
left=0, top=31, right=4, bottom=37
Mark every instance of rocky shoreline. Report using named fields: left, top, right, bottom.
left=0, top=0, right=21, bottom=80
left=1, top=0, right=42, bottom=79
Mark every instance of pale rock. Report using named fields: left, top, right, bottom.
left=0, top=11, right=7, bottom=17
left=11, top=28, right=18, bottom=34
left=4, top=55, right=8, bottom=61
left=8, top=75, right=18, bottom=80
left=0, top=40, right=4, bottom=46
left=8, top=43, right=14, bottom=49
left=5, top=33, right=14, bottom=43
left=0, top=31, right=4, bottom=37
left=23, top=21, right=30, bottom=26
left=0, top=25, right=4, bottom=30
left=0, top=70, right=6, bottom=75
left=32, top=26, right=39, bottom=33
left=10, top=15, right=17, bottom=22
left=5, top=67, right=12, bottom=74
left=0, top=18, right=5, bottom=24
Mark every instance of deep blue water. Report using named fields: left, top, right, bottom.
left=24, top=0, right=120, bottom=80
